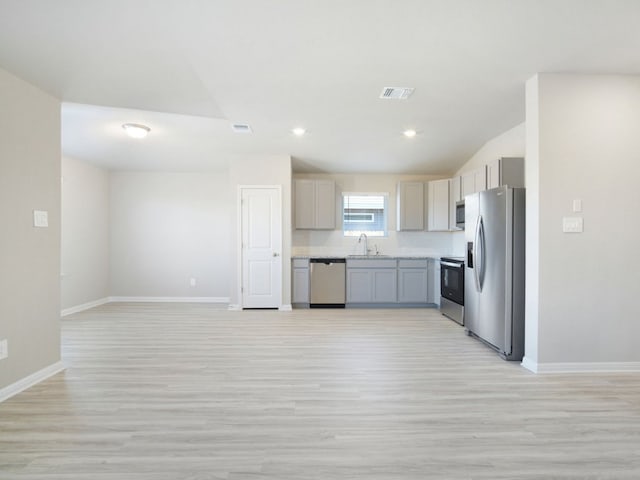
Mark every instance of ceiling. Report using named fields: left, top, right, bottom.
left=2, top=1, right=640, bottom=174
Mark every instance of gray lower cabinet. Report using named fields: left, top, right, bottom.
left=347, top=259, right=397, bottom=303
left=347, top=258, right=432, bottom=305
left=426, top=258, right=441, bottom=306
left=292, top=258, right=310, bottom=305
left=398, top=259, right=429, bottom=303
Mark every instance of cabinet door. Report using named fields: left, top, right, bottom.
left=487, top=158, right=501, bottom=190
left=315, top=180, right=336, bottom=229
left=347, top=270, right=372, bottom=303
left=486, top=158, right=526, bottom=190
left=398, top=268, right=428, bottom=303
left=474, top=166, right=487, bottom=192
left=294, top=180, right=315, bottom=229
left=397, top=182, right=424, bottom=231
left=461, top=171, right=476, bottom=198
left=427, top=179, right=450, bottom=231
left=461, top=167, right=487, bottom=197
left=449, top=177, right=462, bottom=231
left=372, top=269, right=397, bottom=303
left=427, top=259, right=441, bottom=305
left=292, top=268, right=309, bottom=303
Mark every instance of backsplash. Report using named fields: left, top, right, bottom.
left=292, top=229, right=456, bottom=257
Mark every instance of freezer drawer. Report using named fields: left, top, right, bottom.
left=309, top=258, right=346, bottom=307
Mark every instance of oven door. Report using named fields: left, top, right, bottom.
left=440, top=261, right=464, bottom=305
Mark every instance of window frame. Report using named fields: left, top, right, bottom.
left=341, top=192, right=389, bottom=237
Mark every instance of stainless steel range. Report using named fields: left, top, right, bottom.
left=440, top=257, right=464, bottom=325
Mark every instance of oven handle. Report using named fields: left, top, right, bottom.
left=441, top=261, right=463, bottom=268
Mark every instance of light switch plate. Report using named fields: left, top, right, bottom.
left=0, top=339, right=8, bottom=360
left=572, top=199, right=582, bottom=213
left=563, top=217, right=583, bottom=233
left=33, top=210, right=49, bottom=227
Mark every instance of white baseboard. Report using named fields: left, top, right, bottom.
left=62, top=297, right=230, bottom=316
left=109, top=296, right=230, bottom=304
left=521, top=357, right=640, bottom=374
left=0, top=361, right=65, bottom=403
left=279, top=304, right=293, bottom=311
left=520, top=356, right=538, bottom=373
left=61, top=297, right=110, bottom=317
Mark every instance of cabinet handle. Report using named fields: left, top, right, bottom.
left=273, top=252, right=280, bottom=257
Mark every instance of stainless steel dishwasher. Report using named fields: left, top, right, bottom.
left=309, top=258, right=346, bottom=308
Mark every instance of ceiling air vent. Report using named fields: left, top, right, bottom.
left=231, top=123, right=252, bottom=133
left=379, top=87, right=414, bottom=100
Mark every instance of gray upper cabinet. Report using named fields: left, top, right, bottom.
left=486, top=157, right=524, bottom=190
left=294, top=179, right=336, bottom=230
left=396, top=182, right=424, bottom=231
left=427, top=179, right=450, bottom=231
left=461, top=166, right=487, bottom=198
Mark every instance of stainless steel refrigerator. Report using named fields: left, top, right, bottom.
left=464, top=186, right=525, bottom=361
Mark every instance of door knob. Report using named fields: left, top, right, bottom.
left=273, top=252, right=280, bottom=257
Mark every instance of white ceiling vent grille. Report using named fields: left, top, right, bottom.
left=231, top=123, right=252, bottom=133
left=379, top=87, right=414, bottom=100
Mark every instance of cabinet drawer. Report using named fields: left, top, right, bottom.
left=397, top=259, right=428, bottom=268
left=347, top=259, right=397, bottom=269
left=292, top=258, right=310, bottom=268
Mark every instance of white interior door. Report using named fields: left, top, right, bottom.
left=241, top=187, right=282, bottom=308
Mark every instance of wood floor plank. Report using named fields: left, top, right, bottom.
left=1, top=303, right=640, bottom=478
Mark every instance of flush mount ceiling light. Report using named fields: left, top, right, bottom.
left=122, top=123, right=150, bottom=139
left=403, top=129, right=417, bottom=138
left=292, top=127, right=306, bottom=136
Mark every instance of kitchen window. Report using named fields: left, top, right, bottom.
left=342, top=193, right=388, bottom=237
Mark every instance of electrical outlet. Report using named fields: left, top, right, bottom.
left=33, top=210, right=49, bottom=228
left=0, top=339, right=8, bottom=360
left=190, top=278, right=197, bottom=287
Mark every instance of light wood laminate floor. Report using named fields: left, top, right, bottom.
left=1, top=303, right=640, bottom=479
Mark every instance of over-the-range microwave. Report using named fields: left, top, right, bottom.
left=455, top=200, right=465, bottom=229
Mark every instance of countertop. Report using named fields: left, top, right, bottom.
left=292, top=255, right=444, bottom=260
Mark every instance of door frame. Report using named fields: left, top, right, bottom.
left=236, top=185, right=283, bottom=309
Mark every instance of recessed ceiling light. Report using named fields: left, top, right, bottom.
left=292, top=127, right=306, bottom=136
left=403, top=129, right=417, bottom=138
left=122, top=123, right=150, bottom=139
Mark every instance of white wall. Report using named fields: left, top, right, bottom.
left=454, top=123, right=525, bottom=176
left=292, top=173, right=454, bottom=257
left=61, top=156, right=110, bottom=310
left=0, top=67, right=61, bottom=390
left=228, top=155, right=292, bottom=308
left=109, top=171, right=230, bottom=299
left=450, top=123, right=527, bottom=256
left=525, top=74, right=640, bottom=370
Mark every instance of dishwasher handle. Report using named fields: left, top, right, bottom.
left=310, top=258, right=346, bottom=265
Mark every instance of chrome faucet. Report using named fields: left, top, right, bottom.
left=357, top=233, right=369, bottom=256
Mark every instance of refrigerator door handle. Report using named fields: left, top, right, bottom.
left=478, top=215, right=486, bottom=291
left=473, top=215, right=482, bottom=292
